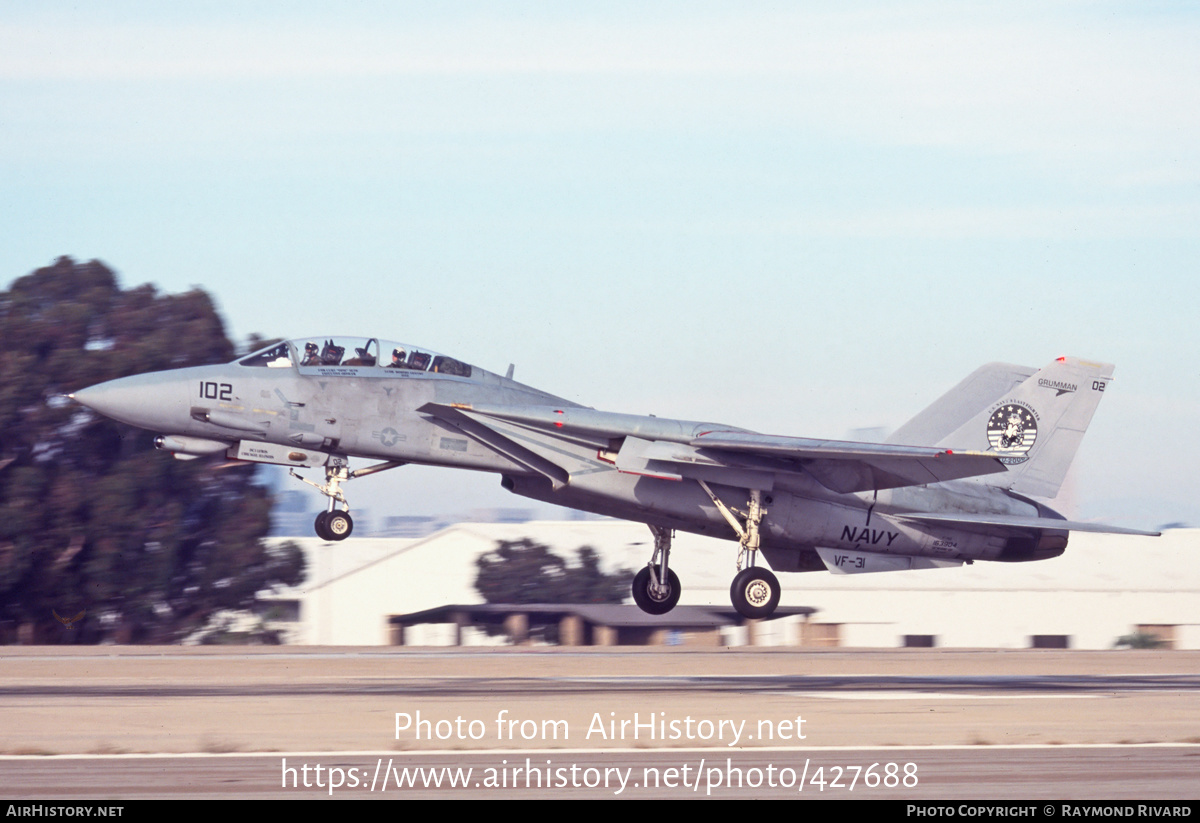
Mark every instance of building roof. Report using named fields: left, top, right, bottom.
left=390, top=603, right=816, bottom=628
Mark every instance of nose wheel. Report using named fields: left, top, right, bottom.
left=315, top=510, right=354, bottom=542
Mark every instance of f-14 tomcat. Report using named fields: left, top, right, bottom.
left=69, top=337, right=1158, bottom=619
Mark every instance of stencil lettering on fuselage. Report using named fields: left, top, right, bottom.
left=840, top=525, right=899, bottom=547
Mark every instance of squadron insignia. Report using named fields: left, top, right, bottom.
left=986, top=402, right=1038, bottom=464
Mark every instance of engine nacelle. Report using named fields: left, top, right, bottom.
left=996, top=530, right=1069, bottom=562
left=154, top=435, right=232, bottom=458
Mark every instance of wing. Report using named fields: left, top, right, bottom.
left=420, top=403, right=1006, bottom=493
left=689, top=430, right=1006, bottom=492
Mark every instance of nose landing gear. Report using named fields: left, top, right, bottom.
left=290, top=457, right=404, bottom=542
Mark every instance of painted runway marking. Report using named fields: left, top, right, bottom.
left=786, top=691, right=1102, bottom=701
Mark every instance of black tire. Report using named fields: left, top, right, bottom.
left=326, top=510, right=354, bottom=541
left=730, top=567, right=781, bottom=619
left=631, top=566, right=681, bottom=615
left=314, top=511, right=332, bottom=541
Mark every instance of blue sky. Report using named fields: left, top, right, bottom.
left=3, top=2, right=1197, bottom=528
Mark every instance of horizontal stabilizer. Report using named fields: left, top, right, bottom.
left=899, top=511, right=1160, bottom=537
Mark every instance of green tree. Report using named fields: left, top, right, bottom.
left=0, top=257, right=303, bottom=643
left=474, top=539, right=631, bottom=605
left=1113, top=632, right=1166, bottom=649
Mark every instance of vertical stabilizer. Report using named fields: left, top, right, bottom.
left=887, top=362, right=1034, bottom=447
left=938, top=357, right=1114, bottom=498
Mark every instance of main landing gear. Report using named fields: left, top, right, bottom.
left=631, top=525, right=681, bottom=615
left=290, top=458, right=404, bottom=542
left=729, top=566, right=781, bottom=620
left=701, top=484, right=781, bottom=620
left=630, top=485, right=783, bottom=620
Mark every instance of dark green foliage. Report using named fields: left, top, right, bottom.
left=1113, top=632, right=1166, bottom=649
left=0, top=257, right=304, bottom=643
left=474, top=538, right=631, bottom=605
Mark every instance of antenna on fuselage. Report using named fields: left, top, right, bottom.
left=505, top=363, right=515, bottom=379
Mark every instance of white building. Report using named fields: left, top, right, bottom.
left=265, top=524, right=1200, bottom=649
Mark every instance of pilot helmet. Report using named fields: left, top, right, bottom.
left=392, top=348, right=406, bottom=359
left=305, top=342, right=318, bottom=353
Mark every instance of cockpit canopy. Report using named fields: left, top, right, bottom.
left=238, top=337, right=473, bottom=378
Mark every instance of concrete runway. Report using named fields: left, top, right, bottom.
left=2, top=646, right=1198, bottom=799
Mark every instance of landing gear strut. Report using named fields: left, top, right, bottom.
left=698, top=482, right=781, bottom=619
left=631, top=525, right=681, bottom=615
left=291, top=458, right=404, bottom=542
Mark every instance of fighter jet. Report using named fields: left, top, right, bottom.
left=69, top=336, right=1158, bottom=619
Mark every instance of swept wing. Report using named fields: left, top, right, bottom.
left=422, top=403, right=1007, bottom=493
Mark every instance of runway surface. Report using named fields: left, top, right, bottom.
left=5, top=747, right=1199, bottom=799
left=2, top=646, right=1198, bottom=799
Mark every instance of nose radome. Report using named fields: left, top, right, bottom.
left=69, top=372, right=189, bottom=431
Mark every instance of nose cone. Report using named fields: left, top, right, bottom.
left=70, top=372, right=189, bottom=431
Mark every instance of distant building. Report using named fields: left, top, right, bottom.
left=261, top=524, right=1200, bottom=649
left=464, top=508, right=535, bottom=524
left=376, top=515, right=455, bottom=538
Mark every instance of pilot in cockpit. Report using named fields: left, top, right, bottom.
left=301, top=342, right=322, bottom=366
left=386, top=348, right=408, bottom=369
